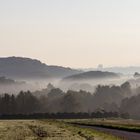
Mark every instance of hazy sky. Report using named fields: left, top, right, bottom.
left=0, top=0, right=140, bottom=68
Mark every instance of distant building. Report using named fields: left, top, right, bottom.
left=97, top=64, right=103, bottom=70
left=134, top=72, right=140, bottom=78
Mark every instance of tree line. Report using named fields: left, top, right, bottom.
left=0, top=82, right=139, bottom=119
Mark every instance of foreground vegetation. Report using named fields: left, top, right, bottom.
left=0, top=120, right=84, bottom=140
left=0, top=119, right=123, bottom=140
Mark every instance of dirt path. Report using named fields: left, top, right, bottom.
left=76, top=124, right=140, bottom=140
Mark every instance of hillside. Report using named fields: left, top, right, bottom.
left=84, top=67, right=140, bottom=75
left=63, top=71, right=120, bottom=81
left=0, top=57, right=81, bottom=79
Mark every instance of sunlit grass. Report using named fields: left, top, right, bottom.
left=0, top=120, right=84, bottom=140
left=0, top=119, right=129, bottom=140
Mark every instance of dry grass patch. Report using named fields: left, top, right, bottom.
left=0, top=120, right=85, bottom=140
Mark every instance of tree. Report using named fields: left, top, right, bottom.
left=61, top=91, right=81, bottom=113
left=121, top=82, right=132, bottom=97
left=16, top=91, right=40, bottom=114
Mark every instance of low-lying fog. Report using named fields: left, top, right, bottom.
left=0, top=74, right=138, bottom=94
left=1, top=74, right=140, bottom=119
left=58, top=76, right=132, bottom=92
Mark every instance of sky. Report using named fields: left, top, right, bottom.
left=0, top=0, right=140, bottom=68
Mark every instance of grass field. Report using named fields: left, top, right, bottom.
left=0, top=120, right=85, bottom=140
left=65, top=118, right=140, bottom=132
left=0, top=119, right=124, bottom=140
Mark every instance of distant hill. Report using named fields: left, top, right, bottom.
left=63, top=71, right=120, bottom=81
left=0, top=57, right=81, bottom=79
left=83, top=67, right=140, bottom=75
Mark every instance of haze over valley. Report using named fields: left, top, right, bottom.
left=0, top=56, right=138, bottom=93
left=1, top=1, right=140, bottom=139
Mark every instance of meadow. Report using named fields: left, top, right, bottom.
left=0, top=119, right=124, bottom=140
